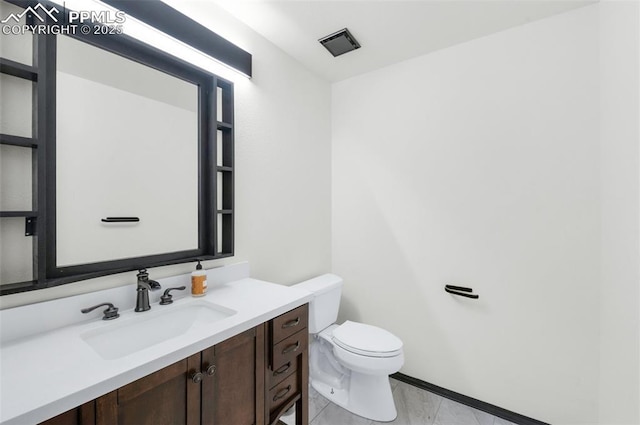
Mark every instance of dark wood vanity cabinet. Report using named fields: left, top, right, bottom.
left=93, top=326, right=264, bottom=425
left=37, top=402, right=95, bottom=425
left=200, top=326, right=265, bottom=425
left=38, top=305, right=309, bottom=425
left=95, top=356, right=199, bottom=425
left=266, top=304, right=309, bottom=425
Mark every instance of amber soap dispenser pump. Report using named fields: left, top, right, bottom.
left=191, top=260, right=207, bottom=297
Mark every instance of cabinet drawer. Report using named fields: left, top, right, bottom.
left=268, top=370, right=299, bottom=414
left=269, top=356, right=298, bottom=390
left=272, top=304, right=308, bottom=344
left=272, top=328, right=308, bottom=372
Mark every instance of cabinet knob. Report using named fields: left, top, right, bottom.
left=206, top=365, right=216, bottom=376
left=191, top=372, right=204, bottom=383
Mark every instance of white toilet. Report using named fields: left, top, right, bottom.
left=294, top=274, right=404, bottom=422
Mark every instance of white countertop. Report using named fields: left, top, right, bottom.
left=0, top=263, right=312, bottom=425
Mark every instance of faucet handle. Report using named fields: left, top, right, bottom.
left=81, top=302, right=120, bottom=320
left=160, top=286, right=186, bottom=305
left=137, top=268, right=149, bottom=281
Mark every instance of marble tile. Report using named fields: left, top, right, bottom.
left=279, top=386, right=330, bottom=425
left=279, top=408, right=295, bottom=425
left=494, top=417, right=518, bottom=425
left=372, top=381, right=442, bottom=425
left=470, top=407, right=496, bottom=425
left=390, top=377, right=400, bottom=391
left=310, top=402, right=373, bottom=425
left=291, top=377, right=513, bottom=425
left=433, top=398, right=485, bottom=425
left=309, top=385, right=331, bottom=422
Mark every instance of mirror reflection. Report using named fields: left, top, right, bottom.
left=56, top=35, right=199, bottom=267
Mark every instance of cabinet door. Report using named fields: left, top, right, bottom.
left=95, top=355, right=201, bottom=425
left=201, top=325, right=265, bottom=425
left=38, top=402, right=95, bottom=425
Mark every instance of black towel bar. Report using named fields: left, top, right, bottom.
left=101, top=217, right=140, bottom=223
left=445, top=284, right=479, bottom=299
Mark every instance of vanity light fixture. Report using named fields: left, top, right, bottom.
left=102, top=0, right=252, bottom=78
left=47, top=0, right=252, bottom=81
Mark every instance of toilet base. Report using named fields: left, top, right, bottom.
left=311, top=372, right=397, bottom=422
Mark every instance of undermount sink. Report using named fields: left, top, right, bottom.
left=80, top=301, right=236, bottom=360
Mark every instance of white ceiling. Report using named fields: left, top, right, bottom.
left=203, top=0, right=593, bottom=82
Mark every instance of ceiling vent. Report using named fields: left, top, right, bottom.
left=319, top=28, right=361, bottom=57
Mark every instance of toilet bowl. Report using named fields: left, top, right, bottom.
left=293, top=274, right=404, bottom=422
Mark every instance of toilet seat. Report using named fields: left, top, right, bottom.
left=332, top=321, right=403, bottom=358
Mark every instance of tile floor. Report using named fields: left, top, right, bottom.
left=284, top=378, right=518, bottom=425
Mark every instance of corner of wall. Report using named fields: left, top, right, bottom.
left=597, top=1, right=640, bottom=423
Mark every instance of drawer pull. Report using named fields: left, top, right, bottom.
left=282, top=341, right=300, bottom=355
left=206, top=365, right=216, bottom=376
left=282, top=317, right=300, bottom=328
left=273, top=385, right=292, bottom=401
left=274, top=362, right=291, bottom=376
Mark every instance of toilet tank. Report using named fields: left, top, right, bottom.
left=294, top=274, right=343, bottom=333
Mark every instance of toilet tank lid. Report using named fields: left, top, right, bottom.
left=295, top=273, right=343, bottom=295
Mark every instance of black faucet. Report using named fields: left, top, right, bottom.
left=135, top=269, right=161, bottom=312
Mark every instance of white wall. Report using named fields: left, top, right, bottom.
left=167, top=0, right=332, bottom=286
left=598, top=1, right=640, bottom=423
left=0, top=1, right=331, bottom=308
left=333, top=4, right=638, bottom=424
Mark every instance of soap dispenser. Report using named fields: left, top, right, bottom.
left=191, top=259, right=207, bottom=297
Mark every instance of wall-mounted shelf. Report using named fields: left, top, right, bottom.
left=217, top=121, right=233, bottom=130
left=0, top=133, right=38, bottom=148
left=214, top=79, right=234, bottom=257
left=0, top=20, right=53, bottom=293
left=0, top=58, right=38, bottom=81
left=0, top=211, right=37, bottom=218
left=0, top=279, right=40, bottom=294
left=0, top=213, right=38, bottom=236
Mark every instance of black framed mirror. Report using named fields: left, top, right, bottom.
left=0, top=0, right=238, bottom=294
